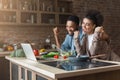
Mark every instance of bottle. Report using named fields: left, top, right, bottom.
left=12, top=15, right=16, bottom=22
left=23, top=1, right=29, bottom=10
left=0, top=0, right=2, bottom=9
left=9, top=0, right=13, bottom=9
left=3, top=0, right=8, bottom=9
left=3, top=43, right=7, bottom=51
left=42, top=2, right=45, bottom=11
left=13, top=44, right=17, bottom=50
left=31, top=15, right=34, bottom=24
left=33, top=0, right=37, bottom=11
left=44, top=35, right=51, bottom=49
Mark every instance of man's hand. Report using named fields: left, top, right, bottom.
left=53, top=27, right=60, bottom=48
left=53, top=27, right=59, bottom=36
left=74, top=31, right=79, bottom=39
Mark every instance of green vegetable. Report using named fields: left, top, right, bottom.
left=62, top=52, right=71, bottom=57
left=47, top=52, right=59, bottom=55
left=10, top=49, right=25, bottom=57
left=41, top=52, right=59, bottom=58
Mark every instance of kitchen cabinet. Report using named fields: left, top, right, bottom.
left=0, top=0, right=17, bottom=25
left=10, top=62, right=53, bottom=80
left=0, top=52, right=10, bottom=80
left=21, top=68, right=25, bottom=80
left=20, top=68, right=32, bottom=80
left=27, top=70, right=32, bottom=80
left=36, top=75, right=48, bottom=80
left=0, top=57, right=10, bottom=80
left=11, top=63, right=18, bottom=80
left=0, top=0, right=73, bottom=25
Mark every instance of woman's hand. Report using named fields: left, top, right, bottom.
left=95, top=26, right=104, bottom=33
left=95, top=26, right=109, bottom=40
left=53, top=27, right=59, bottom=36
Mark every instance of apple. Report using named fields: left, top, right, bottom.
left=33, top=49, right=39, bottom=56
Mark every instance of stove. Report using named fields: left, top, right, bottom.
left=41, top=60, right=117, bottom=71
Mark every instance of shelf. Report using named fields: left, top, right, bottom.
left=0, top=9, right=17, bottom=12
left=40, top=23, right=57, bottom=25
left=41, top=13, right=56, bottom=24
left=58, top=12, right=72, bottom=15
left=57, top=0, right=73, bottom=13
left=0, top=0, right=73, bottom=26
left=40, top=11, right=57, bottom=14
left=0, top=0, right=17, bottom=10
left=20, top=10, right=38, bottom=13
left=18, top=0, right=38, bottom=11
left=0, top=22, right=17, bottom=25
left=0, top=11, right=16, bottom=23
left=38, top=0, right=56, bottom=12
left=20, top=23, right=38, bottom=26
left=21, top=12, right=37, bottom=24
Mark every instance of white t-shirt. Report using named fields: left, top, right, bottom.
left=88, top=34, right=94, bottom=50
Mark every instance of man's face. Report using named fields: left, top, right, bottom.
left=66, top=21, right=78, bottom=35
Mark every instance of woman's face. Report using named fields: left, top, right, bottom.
left=82, top=18, right=95, bottom=34
left=66, top=21, right=78, bottom=35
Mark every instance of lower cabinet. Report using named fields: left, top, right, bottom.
left=21, top=68, right=25, bottom=80
left=36, top=75, right=48, bottom=80
left=11, top=63, right=18, bottom=80
left=0, top=57, right=10, bottom=80
left=27, top=70, right=32, bottom=80
left=10, top=63, right=52, bottom=80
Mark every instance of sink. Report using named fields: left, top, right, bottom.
left=41, top=60, right=117, bottom=71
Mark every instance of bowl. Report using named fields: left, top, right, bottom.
left=0, top=48, right=4, bottom=52
left=68, top=55, right=89, bottom=62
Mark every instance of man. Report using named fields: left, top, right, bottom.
left=53, top=15, right=83, bottom=55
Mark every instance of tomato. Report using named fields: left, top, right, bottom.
left=33, top=49, right=39, bottom=56
left=63, top=56, right=67, bottom=59
left=54, top=55, right=59, bottom=59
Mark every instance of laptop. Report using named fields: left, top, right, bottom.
left=21, top=43, right=37, bottom=61
left=21, top=43, right=57, bottom=62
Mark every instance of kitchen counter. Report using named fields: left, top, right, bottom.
left=5, top=56, right=120, bottom=80
left=0, top=51, right=11, bottom=57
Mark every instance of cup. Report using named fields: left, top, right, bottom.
left=61, top=7, right=65, bottom=12
left=49, top=19, right=54, bottom=24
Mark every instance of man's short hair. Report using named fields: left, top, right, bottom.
left=67, top=15, right=80, bottom=25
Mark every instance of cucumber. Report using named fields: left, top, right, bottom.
left=41, top=52, right=59, bottom=58
left=47, top=52, right=59, bottom=56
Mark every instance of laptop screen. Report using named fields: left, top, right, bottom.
left=21, top=43, right=37, bottom=61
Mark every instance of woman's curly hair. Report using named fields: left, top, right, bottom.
left=85, top=10, right=104, bottom=27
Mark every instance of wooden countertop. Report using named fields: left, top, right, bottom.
left=5, top=56, right=120, bottom=79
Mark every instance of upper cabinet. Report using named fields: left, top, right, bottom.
left=57, top=0, right=72, bottom=13
left=0, top=0, right=17, bottom=10
left=39, top=0, right=56, bottom=12
left=0, top=0, right=17, bottom=24
left=0, top=0, right=73, bottom=25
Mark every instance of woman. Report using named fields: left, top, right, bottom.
left=74, top=10, right=120, bottom=61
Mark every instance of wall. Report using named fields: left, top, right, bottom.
left=0, top=25, right=66, bottom=49
left=0, top=0, right=120, bottom=55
